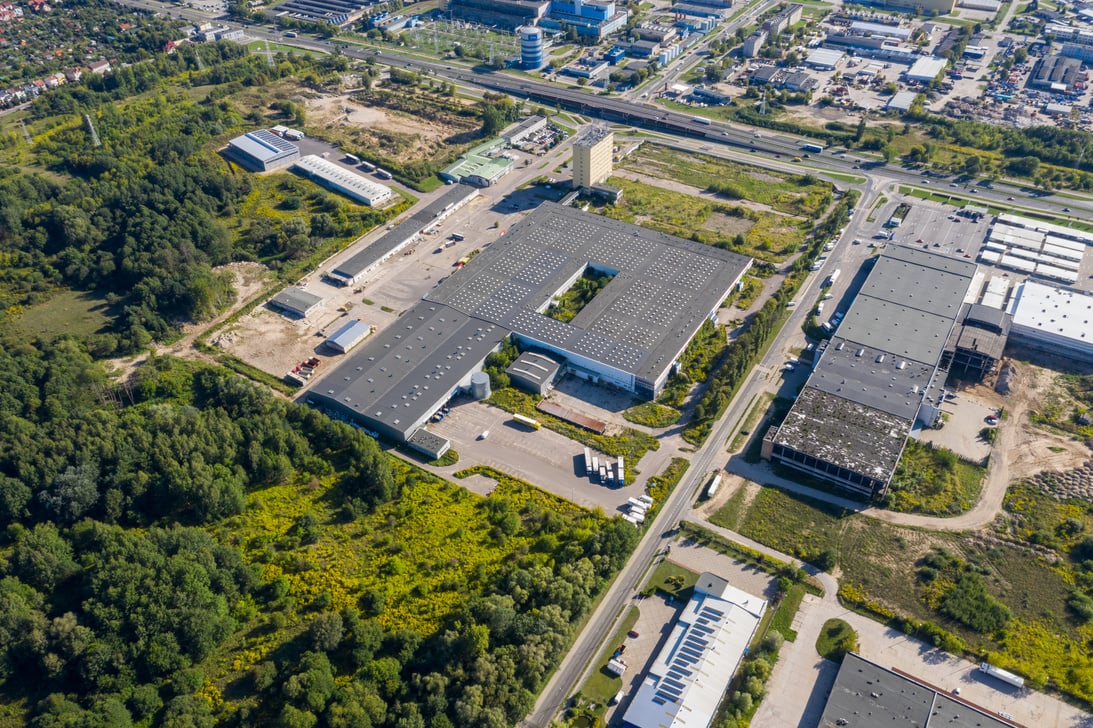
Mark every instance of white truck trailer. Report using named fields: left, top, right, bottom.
left=979, top=663, right=1025, bottom=689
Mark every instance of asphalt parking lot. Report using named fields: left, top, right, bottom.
left=887, top=199, right=993, bottom=258
left=425, top=396, right=637, bottom=513
left=915, top=391, right=996, bottom=464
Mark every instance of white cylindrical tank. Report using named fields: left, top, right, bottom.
left=470, top=371, right=491, bottom=400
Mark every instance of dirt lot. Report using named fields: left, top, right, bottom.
left=956, top=362, right=1091, bottom=482
left=307, top=91, right=456, bottom=147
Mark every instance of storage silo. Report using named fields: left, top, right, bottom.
left=470, top=371, right=491, bottom=400
left=519, top=26, right=545, bottom=70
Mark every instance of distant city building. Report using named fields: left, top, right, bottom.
left=275, top=0, right=373, bottom=27
left=541, top=0, right=628, bottom=39
left=854, top=0, right=953, bottom=13
left=762, top=3, right=803, bottom=35
left=743, top=29, right=768, bottom=57
left=519, top=25, right=546, bottom=69
left=622, top=572, right=767, bottom=728
left=224, top=129, right=300, bottom=172
left=446, top=0, right=549, bottom=30
left=1027, top=55, right=1085, bottom=93
left=572, top=126, right=613, bottom=188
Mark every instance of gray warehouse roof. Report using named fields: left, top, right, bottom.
left=271, top=288, right=323, bottom=316
left=424, top=203, right=751, bottom=384
left=838, top=246, right=975, bottom=365
left=311, top=302, right=507, bottom=440
left=228, top=129, right=299, bottom=164
left=775, top=387, right=910, bottom=482
left=506, top=351, right=561, bottom=389
left=330, top=183, right=479, bottom=283
left=773, top=247, right=975, bottom=490
left=806, top=337, right=935, bottom=420
left=819, top=653, right=1016, bottom=728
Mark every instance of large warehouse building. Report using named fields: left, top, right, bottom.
left=1010, top=281, right=1093, bottom=362
left=819, top=653, right=1016, bottom=728
left=223, top=130, right=300, bottom=172
left=292, top=155, right=393, bottom=206
left=326, top=183, right=479, bottom=287
left=309, top=203, right=751, bottom=444
left=622, top=572, right=766, bottom=728
left=765, top=247, right=976, bottom=499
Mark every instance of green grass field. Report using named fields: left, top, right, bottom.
left=885, top=440, right=986, bottom=516
left=600, top=176, right=807, bottom=262
left=10, top=289, right=115, bottom=341
left=622, top=144, right=834, bottom=218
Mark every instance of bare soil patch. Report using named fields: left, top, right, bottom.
left=701, top=212, right=756, bottom=237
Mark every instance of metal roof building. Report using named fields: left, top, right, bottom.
left=1010, top=281, right=1093, bottom=362
left=805, top=47, right=845, bottom=69
left=424, top=203, right=752, bottom=398
left=327, top=184, right=479, bottom=286
left=887, top=90, right=919, bottom=112
left=502, top=115, right=549, bottom=144
left=308, top=303, right=508, bottom=442
left=224, top=130, right=300, bottom=172
left=439, top=139, right=515, bottom=188
left=767, top=247, right=976, bottom=498
left=293, top=155, right=393, bottom=206
left=324, top=318, right=372, bottom=354
left=906, top=56, right=947, bottom=83
left=309, top=203, right=751, bottom=444
left=506, top=351, right=562, bottom=395
left=270, top=288, right=324, bottom=318
left=622, top=572, right=766, bottom=728
left=819, top=653, right=1017, bottom=728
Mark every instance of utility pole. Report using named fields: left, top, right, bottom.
left=84, top=114, right=101, bottom=147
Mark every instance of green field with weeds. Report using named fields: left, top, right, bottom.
left=717, top=482, right=1093, bottom=705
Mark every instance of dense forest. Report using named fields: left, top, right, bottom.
left=0, top=337, right=638, bottom=726
left=0, top=45, right=395, bottom=357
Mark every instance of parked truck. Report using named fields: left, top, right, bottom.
left=979, top=663, right=1024, bottom=689
left=583, top=448, right=592, bottom=476
left=592, top=457, right=600, bottom=481
left=825, top=268, right=841, bottom=288
left=616, top=456, right=625, bottom=486
left=705, top=472, right=723, bottom=499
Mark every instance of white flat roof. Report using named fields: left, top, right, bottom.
left=998, top=213, right=1093, bottom=245
left=907, top=56, right=947, bottom=81
left=622, top=573, right=767, bottom=728
left=1013, top=281, right=1093, bottom=344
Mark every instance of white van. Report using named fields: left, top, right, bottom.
left=478, top=430, right=489, bottom=440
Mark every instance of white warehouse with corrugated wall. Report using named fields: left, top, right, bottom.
left=293, top=155, right=394, bottom=207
